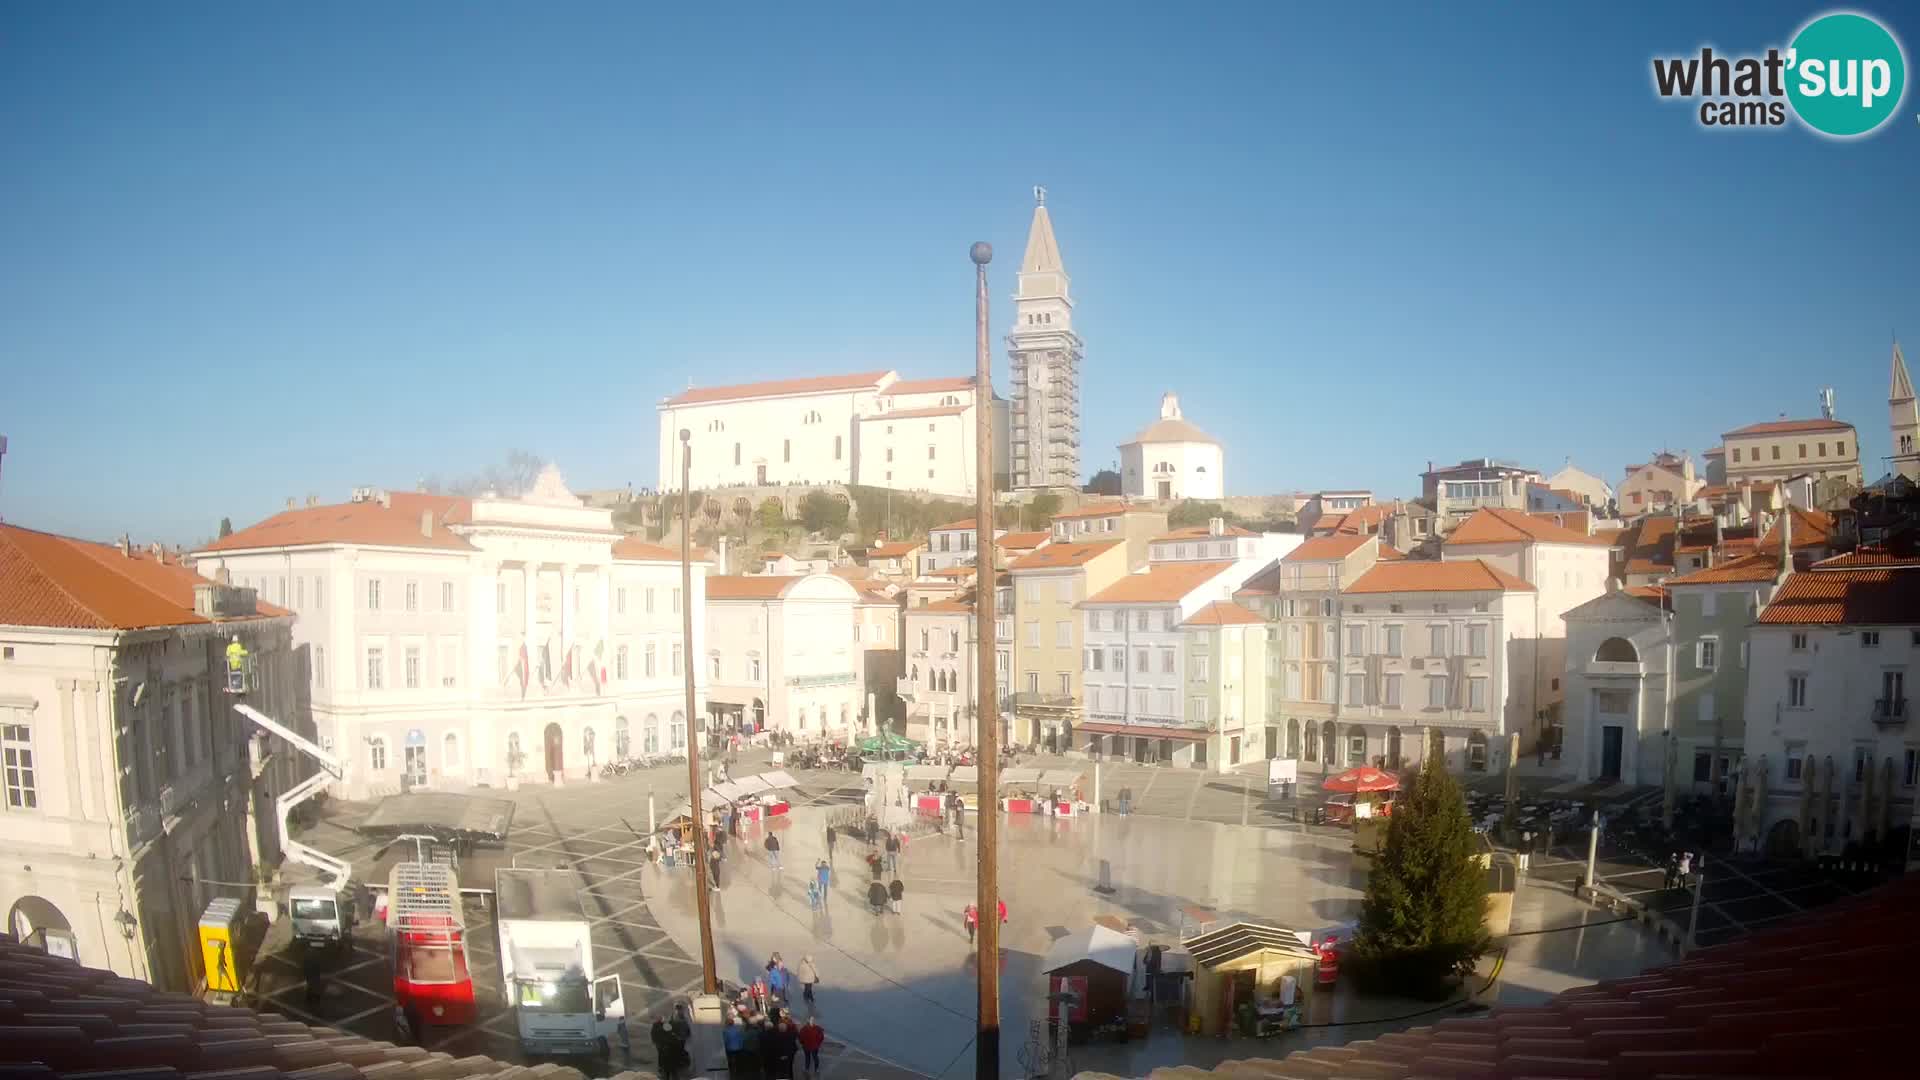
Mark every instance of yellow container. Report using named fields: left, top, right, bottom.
left=199, top=897, right=245, bottom=996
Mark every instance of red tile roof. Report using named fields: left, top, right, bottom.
left=1625, top=583, right=1668, bottom=603
left=1618, top=515, right=1678, bottom=575
left=1010, top=539, right=1123, bottom=570
left=2, top=523, right=285, bottom=630
left=1084, top=561, right=1237, bottom=605
left=1760, top=505, right=1836, bottom=550
left=931, top=518, right=979, bottom=531
left=1346, top=558, right=1534, bottom=594
left=1724, top=417, right=1855, bottom=437
left=1233, top=562, right=1284, bottom=598
left=199, top=491, right=477, bottom=553
left=1375, top=544, right=1408, bottom=561
left=1153, top=524, right=1257, bottom=541
left=706, top=575, right=805, bottom=600
left=867, top=540, right=922, bottom=558
left=1282, top=533, right=1373, bottom=562
left=879, top=376, right=973, bottom=396
left=1814, top=547, right=1915, bottom=569
left=1527, top=509, right=1592, bottom=535
left=662, top=369, right=892, bottom=406
left=1181, top=600, right=1266, bottom=626
left=996, top=529, right=1050, bottom=550
left=1703, top=444, right=1725, bottom=457
left=1444, top=507, right=1608, bottom=546
left=1664, top=551, right=1782, bottom=586
left=1757, top=559, right=1920, bottom=625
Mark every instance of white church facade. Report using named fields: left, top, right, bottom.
left=1120, top=393, right=1225, bottom=501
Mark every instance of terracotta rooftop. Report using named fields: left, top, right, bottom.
left=1232, top=561, right=1284, bottom=598
left=1814, top=547, right=1917, bottom=569
left=1181, top=600, right=1266, bottom=626
left=1724, top=416, right=1855, bottom=437
left=1618, top=515, right=1678, bottom=576
left=879, top=376, right=972, bottom=396
left=924, top=588, right=977, bottom=613
left=705, top=574, right=805, bottom=600
left=1376, top=544, right=1408, bottom=561
left=1083, top=561, right=1237, bottom=605
left=199, top=491, right=477, bottom=554
left=1664, top=550, right=1783, bottom=586
left=610, top=536, right=714, bottom=563
left=2, top=523, right=287, bottom=630
left=867, top=539, right=922, bottom=558
left=1010, top=539, right=1122, bottom=570
left=1760, top=505, right=1836, bottom=550
left=1281, top=533, right=1374, bottom=562
left=1152, top=524, right=1257, bottom=541
left=1345, top=558, right=1534, bottom=594
left=1527, top=509, right=1592, bottom=535
left=995, top=529, right=1050, bottom=551
left=661, top=369, right=891, bottom=406
left=931, top=518, right=979, bottom=532
left=1756, top=557, right=1920, bottom=625
left=1625, top=583, right=1669, bottom=604
left=1050, top=500, right=1149, bottom=521
left=926, top=565, right=975, bottom=578
left=1704, top=444, right=1725, bottom=457
left=1445, top=507, right=1608, bottom=546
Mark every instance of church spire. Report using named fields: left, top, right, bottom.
left=1020, top=186, right=1064, bottom=276
left=1892, top=338, right=1915, bottom=403
left=1891, top=338, right=1920, bottom=482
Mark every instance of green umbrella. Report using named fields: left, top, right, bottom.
left=857, top=731, right=921, bottom=755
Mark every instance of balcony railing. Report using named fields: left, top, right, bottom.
left=896, top=677, right=917, bottom=700
left=1011, top=691, right=1078, bottom=711
left=1873, top=697, right=1908, bottom=728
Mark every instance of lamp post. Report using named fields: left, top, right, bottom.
left=970, top=239, right=1002, bottom=1080
left=680, top=428, right=719, bottom=992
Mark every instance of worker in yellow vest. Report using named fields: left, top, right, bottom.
left=225, top=635, right=249, bottom=692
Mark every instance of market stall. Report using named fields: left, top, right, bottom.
left=1000, top=767, right=1044, bottom=813
left=1181, top=921, right=1319, bottom=1038
left=948, top=765, right=979, bottom=813
left=904, top=764, right=953, bottom=816
left=1041, top=924, right=1140, bottom=1043
left=1040, top=768, right=1088, bottom=816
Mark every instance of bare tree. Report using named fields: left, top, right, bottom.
left=447, top=450, right=547, bottom=497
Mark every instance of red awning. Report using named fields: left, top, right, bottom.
left=1078, top=722, right=1208, bottom=742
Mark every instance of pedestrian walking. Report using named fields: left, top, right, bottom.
left=723, top=1016, right=746, bottom=1076
left=765, top=831, right=782, bottom=873
left=888, top=877, right=904, bottom=915
left=708, top=845, right=723, bottom=891
left=798, top=1016, right=826, bottom=1076
left=798, top=955, right=819, bottom=1007
left=824, top=824, right=837, bottom=862
left=815, top=857, right=831, bottom=895
left=884, top=832, right=900, bottom=874
left=964, top=903, right=978, bottom=945
left=865, top=850, right=883, bottom=880
left=765, top=954, right=789, bottom=1002
left=867, top=880, right=887, bottom=916
left=1664, top=852, right=1679, bottom=891
left=806, top=879, right=822, bottom=911
left=768, top=1015, right=800, bottom=1079
left=997, top=897, right=1007, bottom=925
left=1678, top=851, right=1693, bottom=881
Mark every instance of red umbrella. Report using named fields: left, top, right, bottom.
left=1322, top=766, right=1400, bottom=794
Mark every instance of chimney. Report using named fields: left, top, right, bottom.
left=117, top=534, right=131, bottom=558
left=378, top=490, right=391, bottom=509
left=1207, top=516, right=1225, bottom=537
left=420, top=510, right=434, bottom=538
left=307, top=494, right=319, bottom=507
left=1777, top=508, right=1793, bottom=583
left=147, top=541, right=163, bottom=559
left=285, top=496, right=296, bottom=510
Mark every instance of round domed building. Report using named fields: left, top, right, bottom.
left=1119, top=392, right=1223, bottom=501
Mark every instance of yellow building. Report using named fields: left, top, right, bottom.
left=1006, top=539, right=1129, bottom=747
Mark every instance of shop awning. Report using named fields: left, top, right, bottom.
left=1078, top=722, right=1209, bottom=743
left=1000, top=766, right=1043, bottom=786
left=950, top=766, right=979, bottom=784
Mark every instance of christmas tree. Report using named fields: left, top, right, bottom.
left=1352, top=756, right=1491, bottom=998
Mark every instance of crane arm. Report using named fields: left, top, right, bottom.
left=234, top=702, right=344, bottom=779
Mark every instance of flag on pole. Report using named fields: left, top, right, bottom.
left=516, top=644, right=529, bottom=700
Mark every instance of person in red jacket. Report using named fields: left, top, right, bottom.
left=797, top=1016, right=826, bottom=1076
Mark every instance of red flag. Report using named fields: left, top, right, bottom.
left=517, top=644, right=529, bottom=699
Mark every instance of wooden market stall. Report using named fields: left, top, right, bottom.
left=948, top=765, right=979, bottom=813
left=1041, top=924, right=1139, bottom=1042
left=904, top=764, right=953, bottom=816
left=1182, top=921, right=1319, bottom=1038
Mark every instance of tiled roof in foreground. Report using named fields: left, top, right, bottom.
left=1073, top=874, right=1916, bottom=1079
left=0, top=933, right=660, bottom=1078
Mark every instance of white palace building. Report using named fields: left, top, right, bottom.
left=191, top=467, right=709, bottom=798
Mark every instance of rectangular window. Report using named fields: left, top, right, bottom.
left=366, top=647, right=385, bottom=690
left=646, top=588, right=656, bottom=613
left=1054, top=621, right=1071, bottom=647
left=1905, top=748, right=1918, bottom=788
left=616, top=588, right=627, bottom=615
left=368, top=739, right=386, bottom=772
left=3, top=724, right=36, bottom=810
left=1160, top=647, right=1175, bottom=673
left=1346, top=626, right=1365, bottom=656
left=1085, top=611, right=1099, bottom=634
left=296, top=576, right=305, bottom=609
left=1732, top=447, right=1741, bottom=462
left=1787, top=743, right=1806, bottom=781
left=1384, top=673, right=1402, bottom=708
left=1468, top=676, right=1487, bottom=711
left=1862, top=630, right=1881, bottom=648
left=672, top=588, right=682, bottom=614
left=1134, top=610, right=1151, bottom=632
left=1427, top=676, right=1446, bottom=708
left=1133, top=688, right=1149, bottom=715
left=315, top=645, right=326, bottom=689
left=1192, top=655, right=1209, bottom=681
left=1384, top=625, right=1402, bottom=656
left=1428, top=625, right=1448, bottom=657
left=671, top=643, right=682, bottom=676
left=783, top=439, right=791, bottom=463
left=710, top=655, right=722, bottom=680
left=645, top=643, right=657, bottom=677
left=1021, top=619, right=1040, bottom=646
left=1087, top=648, right=1103, bottom=672
left=497, top=582, right=508, bottom=614
left=368, top=579, right=382, bottom=611
left=1468, top=625, right=1488, bottom=658
left=1057, top=579, right=1073, bottom=603
left=834, top=435, right=842, bottom=460
left=1693, top=751, right=1712, bottom=783
left=1058, top=672, right=1071, bottom=696
left=748, top=657, right=762, bottom=681
left=616, top=645, right=630, bottom=680
left=1788, top=673, right=1808, bottom=708
left=405, top=581, right=418, bottom=612
left=403, top=646, right=420, bottom=689
left=1838, top=440, right=1847, bottom=456
left=315, top=574, right=324, bottom=609
left=1346, top=672, right=1365, bottom=703
left=1818, top=441, right=1827, bottom=456
left=1701, top=591, right=1716, bottom=617
left=1137, top=648, right=1151, bottom=672
left=1111, top=647, right=1124, bottom=672
left=441, top=581, right=454, bottom=611
left=1026, top=671, right=1039, bottom=694
left=1798, top=443, right=1806, bottom=458
left=1792, top=631, right=1808, bottom=650
left=1771, top=445, right=1780, bottom=460
left=1697, top=637, right=1718, bottom=671
left=1190, top=697, right=1209, bottom=725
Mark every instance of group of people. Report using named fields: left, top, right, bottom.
left=719, top=954, right=827, bottom=1078
left=1663, top=849, right=1698, bottom=891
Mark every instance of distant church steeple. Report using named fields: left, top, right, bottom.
left=1891, top=339, right=1919, bottom=482
left=1007, top=187, right=1083, bottom=490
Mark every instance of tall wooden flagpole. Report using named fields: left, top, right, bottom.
left=969, top=240, right=1001, bottom=1079
left=680, top=428, right=719, bottom=992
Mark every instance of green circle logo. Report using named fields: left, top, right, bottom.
left=1786, top=12, right=1907, bottom=137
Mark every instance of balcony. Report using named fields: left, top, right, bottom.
left=1011, top=691, right=1078, bottom=712
left=896, top=677, right=917, bottom=700
left=1872, top=697, right=1908, bottom=728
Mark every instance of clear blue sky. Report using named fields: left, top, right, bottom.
left=4, top=1, right=1916, bottom=543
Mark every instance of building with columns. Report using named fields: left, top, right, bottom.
left=1009, top=188, right=1083, bottom=490
left=1, top=523, right=302, bottom=993
left=192, top=467, right=708, bottom=797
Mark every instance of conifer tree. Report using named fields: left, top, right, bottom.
left=1352, top=756, right=1490, bottom=997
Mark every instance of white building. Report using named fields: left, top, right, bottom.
left=655, top=370, right=1005, bottom=498
left=920, top=518, right=1000, bottom=576
left=704, top=573, right=862, bottom=738
left=1547, top=461, right=1616, bottom=510
left=898, top=584, right=1010, bottom=750
left=1008, top=189, right=1083, bottom=490
left=1440, top=507, right=1612, bottom=754
left=192, top=469, right=708, bottom=796
left=1147, top=521, right=1301, bottom=568
left=1078, top=560, right=1251, bottom=767
left=1561, top=587, right=1672, bottom=786
left=1336, top=559, right=1541, bottom=775
left=1, top=523, right=302, bottom=992
left=1741, top=551, right=1919, bottom=857
left=1120, top=393, right=1224, bottom=501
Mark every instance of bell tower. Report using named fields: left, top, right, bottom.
left=1892, top=340, right=1919, bottom=482
left=1007, top=187, right=1083, bottom=490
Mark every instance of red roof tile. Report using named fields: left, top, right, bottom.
left=1756, top=561, right=1920, bottom=625
left=1282, top=533, right=1373, bottom=562
left=1761, top=505, right=1836, bottom=550
left=662, top=370, right=892, bottom=406
left=199, top=491, right=477, bottom=553
left=1010, top=539, right=1123, bottom=570
left=1182, top=600, right=1266, bottom=626
left=1664, top=551, right=1782, bottom=586
left=1724, top=417, right=1855, bottom=437
left=1445, top=507, right=1609, bottom=546
left=1084, top=561, right=1237, bottom=604
left=1346, top=558, right=1535, bottom=594
left=1814, top=547, right=1916, bottom=568
left=706, top=575, right=806, bottom=600
left=2, top=523, right=284, bottom=630
left=931, top=518, right=979, bottom=531
left=868, top=540, right=922, bottom=558
left=996, top=530, right=1050, bottom=550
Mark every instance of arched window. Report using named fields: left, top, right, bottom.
left=615, top=716, right=631, bottom=757
left=752, top=699, right=766, bottom=730
left=644, top=713, right=660, bottom=753
left=368, top=736, right=388, bottom=771
left=443, top=732, right=461, bottom=770
left=1595, top=637, right=1639, bottom=663
left=670, top=712, right=686, bottom=750
left=583, top=725, right=597, bottom=761
left=1302, top=724, right=1316, bottom=762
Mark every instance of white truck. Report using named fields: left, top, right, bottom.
left=495, top=868, right=626, bottom=1058
left=288, top=883, right=354, bottom=952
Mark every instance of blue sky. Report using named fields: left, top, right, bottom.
left=3, top=1, right=1917, bottom=543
